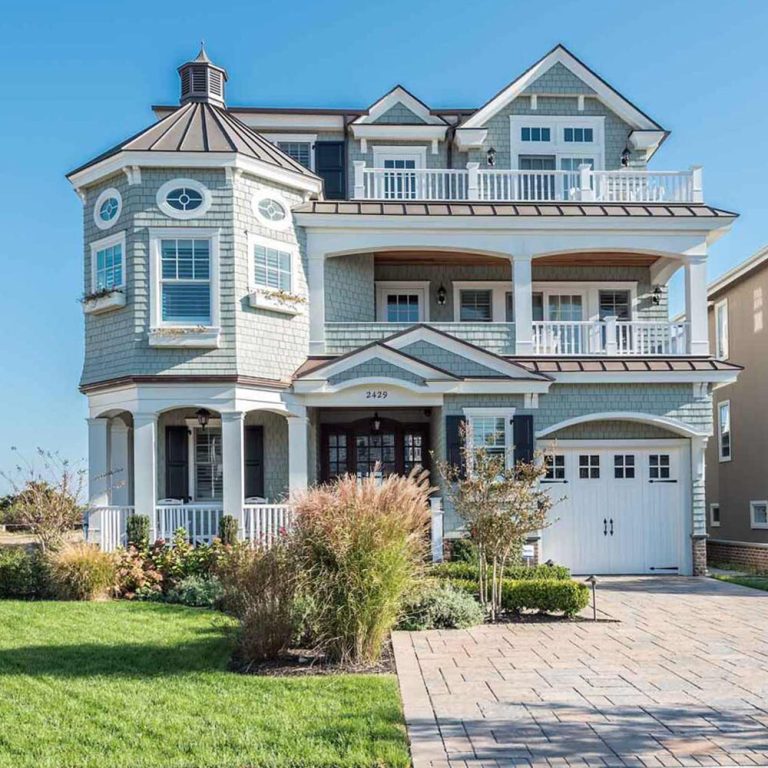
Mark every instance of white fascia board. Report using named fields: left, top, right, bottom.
left=349, top=124, right=447, bottom=142
left=454, top=381, right=551, bottom=394
left=540, top=370, right=738, bottom=386
left=353, top=86, right=445, bottom=126
left=454, top=128, right=488, bottom=150
left=292, top=377, right=456, bottom=395
left=536, top=411, right=707, bottom=439
left=461, top=47, right=661, bottom=131
left=69, top=151, right=323, bottom=196
left=227, top=112, right=346, bottom=131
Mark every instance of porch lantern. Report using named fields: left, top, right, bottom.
left=436, top=284, right=447, bottom=306
left=195, top=408, right=211, bottom=431
left=486, top=147, right=497, bottom=167
left=371, top=412, right=382, bottom=433
left=621, top=146, right=631, bottom=167
left=652, top=285, right=663, bottom=305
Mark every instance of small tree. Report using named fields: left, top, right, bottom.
left=437, top=426, right=559, bottom=620
left=1, top=448, right=86, bottom=552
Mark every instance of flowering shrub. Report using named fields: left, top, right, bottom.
left=113, top=546, right=163, bottom=599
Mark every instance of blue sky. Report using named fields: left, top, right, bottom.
left=0, top=0, right=766, bottom=487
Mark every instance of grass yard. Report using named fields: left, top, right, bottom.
left=0, top=601, right=409, bottom=768
left=712, top=573, right=768, bottom=592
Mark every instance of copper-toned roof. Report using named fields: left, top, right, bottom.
left=68, top=102, right=319, bottom=179
left=512, top=358, right=743, bottom=373
left=293, top=200, right=736, bottom=218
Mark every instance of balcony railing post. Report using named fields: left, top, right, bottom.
left=603, top=316, right=619, bottom=355
left=467, top=162, right=480, bottom=200
left=353, top=161, right=366, bottom=199
left=691, top=165, right=703, bottom=203
left=578, top=164, right=595, bottom=202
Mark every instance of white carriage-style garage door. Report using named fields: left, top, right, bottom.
left=540, top=441, right=692, bottom=575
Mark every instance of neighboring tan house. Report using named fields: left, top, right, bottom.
left=68, top=43, right=740, bottom=576
left=706, top=245, right=768, bottom=571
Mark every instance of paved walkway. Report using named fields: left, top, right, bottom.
left=393, top=577, right=768, bottom=768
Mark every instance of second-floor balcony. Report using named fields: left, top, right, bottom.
left=352, top=163, right=703, bottom=205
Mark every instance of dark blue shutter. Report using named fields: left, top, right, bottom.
left=513, top=415, right=535, bottom=466
left=445, top=415, right=467, bottom=479
left=165, top=426, right=189, bottom=500
left=244, top=426, right=265, bottom=499
left=315, top=142, right=346, bottom=200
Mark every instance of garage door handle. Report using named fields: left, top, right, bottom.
left=609, top=518, right=614, bottom=536
left=603, top=518, right=608, bottom=536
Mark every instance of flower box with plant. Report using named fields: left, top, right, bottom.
left=248, top=287, right=306, bottom=316
left=148, top=325, right=220, bottom=348
left=81, top=287, right=126, bottom=315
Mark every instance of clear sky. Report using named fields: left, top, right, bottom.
left=0, top=0, right=766, bottom=487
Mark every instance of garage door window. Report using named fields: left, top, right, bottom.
left=649, top=454, right=671, bottom=480
left=578, top=454, right=600, bottom=479
left=614, top=454, right=635, bottom=479
left=544, top=454, right=565, bottom=481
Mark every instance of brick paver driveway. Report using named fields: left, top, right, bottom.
left=393, top=577, right=768, bottom=768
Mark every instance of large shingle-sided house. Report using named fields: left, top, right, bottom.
left=69, top=44, right=740, bottom=575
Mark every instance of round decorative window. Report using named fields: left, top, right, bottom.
left=156, top=178, right=212, bottom=220
left=252, top=193, right=292, bottom=230
left=93, top=188, right=122, bottom=230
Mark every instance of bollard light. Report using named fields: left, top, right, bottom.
left=584, top=574, right=598, bottom=621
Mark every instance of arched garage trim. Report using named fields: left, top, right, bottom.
left=536, top=411, right=707, bottom=439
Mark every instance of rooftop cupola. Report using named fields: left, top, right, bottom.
left=178, top=44, right=228, bottom=107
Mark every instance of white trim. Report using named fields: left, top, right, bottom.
left=709, top=502, right=720, bottom=528
left=247, top=232, right=301, bottom=297
left=148, top=227, right=220, bottom=332
left=352, top=125, right=447, bottom=151
left=510, top=115, right=605, bottom=171
left=89, top=230, right=127, bottom=293
left=251, top=191, right=293, bottom=231
left=454, top=128, right=488, bottom=151
left=260, top=133, right=317, bottom=171
left=717, top=399, right=732, bottom=462
left=460, top=46, right=662, bottom=132
left=353, top=86, right=446, bottom=126
left=750, top=500, right=768, bottom=530
left=93, top=187, right=123, bottom=230
left=372, top=145, right=427, bottom=168
left=375, top=281, right=430, bottom=322
left=156, top=178, right=212, bottom=220
left=451, top=280, right=511, bottom=323
left=536, top=412, right=708, bottom=439
left=714, top=298, right=729, bottom=359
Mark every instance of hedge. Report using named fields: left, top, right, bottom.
left=431, top=561, right=571, bottom=582
left=446, top=577, right=589, bottom=617
left=0, top=548, right=50, bottom=599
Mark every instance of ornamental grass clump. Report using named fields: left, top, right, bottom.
left=291, top=469, right=433, bottom=664
left=48, top=543, right=115, bottom=600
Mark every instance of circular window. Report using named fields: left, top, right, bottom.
left=156, top=178, right=212, bottom=220
left=93, top=188, right=122, bottom=230
left=252, top=193, right=292, bottom=230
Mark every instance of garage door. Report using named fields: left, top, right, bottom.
left=539, top=441, right=691, bottom=575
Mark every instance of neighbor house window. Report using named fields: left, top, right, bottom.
left=578, top=454, right=600, bottom=479
left=460, top=290, right=492, bottom=322
left=710, top=503, right=720, bottom=527
left=715, top=299, right=729, bottom=359
left=252, top=240, right=292, bottom=292
left=718, top=400, right=731, bottom=461
left=160, top=238, right=212, bottom=324
left=195, top=428, right=223, bottom=500
left=750, top=501, right=768, bottom=529
left=521, top=127, right=551, bottom=142
left=649, top=454, right=671, bottom=480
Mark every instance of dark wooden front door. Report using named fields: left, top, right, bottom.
left=320, top=418, right=430, bottom=482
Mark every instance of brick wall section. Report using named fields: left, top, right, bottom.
left=708, top=540, right=768, bottom=573
left=400, top=341, right=506, bottom=378
left=325, top=253, right=374, bottom=322
left=692, top=537, right=708, bottom=576
left=328, top=359, right=425, bottom=386
left=372, top=103, right=427, bottom=124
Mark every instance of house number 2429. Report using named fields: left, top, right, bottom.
left=365, top=390, right=388, bottom=399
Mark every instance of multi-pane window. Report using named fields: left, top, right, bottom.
left=548, top=294, right=583, bottom=321
left=599, top=290, right=631, bottom=320
left=327, top=433, right=348, bottom=477
left=356, top=433, right=396, bottom=476
left=718, top=401, right=731, bottom=461
left=94, top=243, right=123, bottom=291
left=532, top=292, right=544, bottom=321
left=578, top=454, right=600, bottom=479
left=715, top=300, right=729, bottom=359
left=195, top=429, right=223, bottom=500
left=386, top=294, right=420, bottom=323
left=521, top=127, right=551, bottom=142
left=544, top=454, right=566, bottom=481
left=564, top=127, right=594, bottom=143
left=403, top=433, right=424, bottom=474
left=470, top=416, right=507, bottom=460
left=253, top=243, right=292, bottom=292
left=277, top=141, right=312, bottom=169
left=161, top=238, right=211, bottom=324
left=750, top=501, right=768, bottom=529
left=460, top=290, right=492, bottom=322
left=614, top=454, right=636, bottom=479
left=382, top=158, right=417, bottom=199
left=649, top=454, right=671, bottom=480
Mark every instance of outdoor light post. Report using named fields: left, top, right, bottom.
left=585, top=575, right=598, bottom=620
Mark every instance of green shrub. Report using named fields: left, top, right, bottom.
left=398, top=581, right=484, bottom=630
left=126, top=515, right=150, bottom=549
left=448, top=537, right=478, bottom=564
left=113, top=546, right=163, bottom=599
left=48, top=544, right=116, bottom=600
left=292, top=471, right=433, bottom=663
left=165, top=575, right=223, bottom=608
left=218, top=515, right=239, bottom=546
left=431, top=561, right=571, bottom=582
left=0, top=547, right=49, bottom=599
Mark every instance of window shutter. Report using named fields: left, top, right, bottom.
left=244, top=426, right=265, bottom=499
left=314, top=141, right=346, bottom=200
left=513, top=415, right=535, bottom=466
left=165, top=426, right=189, bottom=500
left=445, top=415, right=467, bottom=479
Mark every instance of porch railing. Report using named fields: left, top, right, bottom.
left=85, top=506, right=134, bottom=551
left=243, top=504, right=293, bottom=548
left=156, top=505, right=223, bottom=545
left=352, top=162, right=703, bottom=204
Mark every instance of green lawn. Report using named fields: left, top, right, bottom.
left=0, top=601, right=409, bottom=768
left=712, top=573, right=768, bottom=592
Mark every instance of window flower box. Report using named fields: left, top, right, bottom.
left=82, top=289, right=126, bottom=315
left=148, top=326, right=221, bottom=348
left=248, top=288, right=305, bottom=316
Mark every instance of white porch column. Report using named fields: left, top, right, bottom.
left=684, top=254, right=709, bottom=355
left=308, top=252, right=326, bottom=355
left=133, top=413, right=157, bottom=536
left=109, top=420, right=131, bottom=506
left=430, top=497, right=444, bottom=563
left=513, top=255, right=533, bottom=355
left=287, top=409, right=309, bottom=496
left=87, top=418, right=109, bottom=508
left=221, top=411, right=246, bottom=532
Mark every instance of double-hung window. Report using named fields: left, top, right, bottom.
left=467, top=412, right=510, bottom=470
left=160, top=238, right=212, bottom=325
left=253, top=241, right=292, bottom=292
left=90, top=231, right=125, bottom=293
left=718, top=400, right=732, bottom=461
left=715, top=299, right=729, bottom=359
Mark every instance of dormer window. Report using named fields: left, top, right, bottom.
left=157, top=178, right=212, bottom=220
left=93, top=188, right=122, bottom=230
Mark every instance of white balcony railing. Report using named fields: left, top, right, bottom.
left=532, top=320, right=689, bottom=356
left=352, top=162, right=703, bottom=204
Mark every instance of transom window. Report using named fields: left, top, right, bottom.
left=614, top=454, right=635, bottom=479
left=718, top=401, right=731, bottom=461
left=253, top=242, right=292, bottom=292
left=95, top=243, right=123, bottom=291
left=579, top=454, right=600, bottom=479
left=460, top=290, right=492, bottom=322
left=161, top=238, right=212, bottom=324
left=386, top=294, right=420, bottom=323
left=521, top=127, right=551, bottom=142
left=195, top=429, right=223, bottom=500
left=649, top=454, right=671, bottom=480
left=564, top=127, right=594, bottom=143
left=544, top=454, right=566, bottom=481
left=750, top=501, right=768, bottom=529
left=277, top=141, right=311, bottom=168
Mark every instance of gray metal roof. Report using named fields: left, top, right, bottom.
left=67, top=101, right=319, bottom=180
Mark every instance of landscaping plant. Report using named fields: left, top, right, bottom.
left=398, top=581, right=484, bottom=630
left=291, top=469, right=433, bottom=664
left=165, top=574, right=224, bottom=608
left=48, top=543, right=116, bottom=600
left=0, top=547, right=50, bottom=599
left=125, top=514, right=150, bottom=549
left=432, top=560, right=571, bottom=582
left=218, top=514, right=239, bottom=546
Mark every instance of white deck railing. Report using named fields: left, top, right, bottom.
left=243, top=504, right=293, bottom=548
left=86, top=506, right=134, bottom=551
left=156, top=505, right=223, bottom=545
left=353, top=162, right=703, bottom=204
